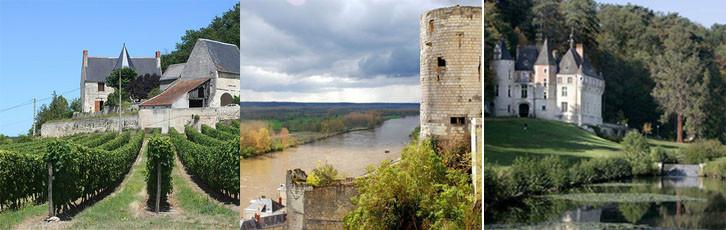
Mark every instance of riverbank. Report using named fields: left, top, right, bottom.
left=243, top=116, right=416, bottom=160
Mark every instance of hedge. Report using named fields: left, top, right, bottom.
left=169, top=128, right=239, bottom=199
left=145, top=135, right=175, bottom=209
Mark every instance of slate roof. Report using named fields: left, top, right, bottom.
left=200, top=39, right=240, bottom=74
left=140, top=78, right=209, bottom=107
left=160, top=63, right=185, bottom=81
left=83, top=46, right=161, bottom=83
left=558, top=48, right=600, bottom=79
left=496, top=39, right=513, bottom=60
left=515, top=45, right=538, bottom=71
left=535, top=39, right=556, bottom=66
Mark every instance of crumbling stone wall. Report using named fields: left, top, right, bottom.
left=40, top=114, right=137, bottom=137
left=419, top=6, right=482, bottom=140
left=285, top=170, right=358, bottom=230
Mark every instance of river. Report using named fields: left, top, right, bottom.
left=486, top=176, right=726, bottom=229
left=239, top=115, right=419, bottom=203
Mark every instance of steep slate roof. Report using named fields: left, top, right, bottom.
left=140, top=78, right=209, bottom=107
left=515, top=45, right=538, bottom=71
left=496, top=39, right=513, bottom=60
left=84, top=46, right=161, bottom=82
left=200, top=39, right=240, bottom=74
left=557, top=48, right=600, bottom=79
left=160, top=63, right=185, bottom=81
left=535, top=39, right=556, bottom=66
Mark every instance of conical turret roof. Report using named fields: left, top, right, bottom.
left=535, top=39, right=556, bottom=66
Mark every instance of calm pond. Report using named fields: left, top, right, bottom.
left=239, top=116, right=419, bottom=203
left=486, top=177, right=726, bottom=229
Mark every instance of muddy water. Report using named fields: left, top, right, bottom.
left=239, top=116, right=419, bottom=203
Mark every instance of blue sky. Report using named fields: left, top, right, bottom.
left=0, top=0, right=238, bottom=136
left=598, top=0, right=724, bottom=27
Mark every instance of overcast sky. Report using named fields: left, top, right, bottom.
left=240, top=0, right=481, bottom=103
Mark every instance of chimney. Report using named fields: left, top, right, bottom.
left=155, top=51, right=161, bottom=69
left=575, top=43, right=584, bottom=58
left=82, top=50, right=88, bottom=67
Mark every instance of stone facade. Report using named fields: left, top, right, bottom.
left=419, top=6, right=483, bottom=140
left=492, top=38, right=604, bottom=126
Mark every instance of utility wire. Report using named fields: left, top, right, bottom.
left=0, top=88, right=80, bottom=114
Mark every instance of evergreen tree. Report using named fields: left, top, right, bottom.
left=532, top=0, right=566, bottom=47
left=650, top=20, right=704, bottom=143
left=561, top=0, right=600, bottom=49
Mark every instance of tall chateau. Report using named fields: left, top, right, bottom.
left=419, top=5, right=482, bottom=140
left=491, top=34, right=604, bottom=126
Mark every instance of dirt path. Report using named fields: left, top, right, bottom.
left=173, top=157, right=240, bottom=213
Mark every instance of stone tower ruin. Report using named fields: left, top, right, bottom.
left=419, top=6, right=482, bottom=140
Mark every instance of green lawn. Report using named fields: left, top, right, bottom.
left=484, top=118, right=622, bottom=166
left=0, top=203, right=47, bottom=229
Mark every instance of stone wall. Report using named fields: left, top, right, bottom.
left=41, top=114, right=137, bottom=137
left=41, top=106, right=239, bottom=137
left=419, top=5, right=482, bottom=140
left=138, top=106, right=239, bottom=133
left=285, top=170, right=358, bottom=230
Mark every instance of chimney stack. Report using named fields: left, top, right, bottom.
left=575, top=43, right=584, bottom=58
left=155, top=51, right=161, bottom=68
left=82, top=50, right=88, bottom=67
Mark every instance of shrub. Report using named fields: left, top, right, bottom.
left=703, top=157, right=726, bottom=179
left=507, top=156, right=569, bottom=195
left=570, top=158, right=632, bottom=185
left=306, top=163, right=339, bottom=186
left=621, top=131, right=653, bottom=175
left=681, top=139, right=725, bottom=163
left=145, top=135, right=175, bottom=209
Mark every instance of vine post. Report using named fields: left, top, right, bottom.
left=47, top=163, right=54, bottom=217
left=155, top=160, right=161, bottom=213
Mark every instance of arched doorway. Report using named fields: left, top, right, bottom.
left=518, top=103, right=529, bottom=117
left=220, top=93, right=234, bottom=106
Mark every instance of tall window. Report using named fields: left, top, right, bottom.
left=98, top=82, right=105, bottom=91
left=521, top=84, right=528, bottom=98
left=544, top=91, right=547, bottom=99
left=567, top=77, right=572, bottom=84
left=561, top=102, right=568, bottom=112
left=495, top=85, right=499, bottom=96
left=507, top=85, right=511, bottom=97
left=542, top=105, right=546, bottom=111
left=557, top=77, right=562, bottom=84
left=544, top=78, right=547, bottom=87
left=507, top=105, right=511, bottom=113
left=562, top=87, right=568, bottom=97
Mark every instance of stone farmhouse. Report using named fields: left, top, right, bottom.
left=79, top=45, right=161, bottom=113
left=141, top=39, right=240, bottom=109
left=419, top=5, right=482, bottom=140
left=491, top=34, right=604, bottom=126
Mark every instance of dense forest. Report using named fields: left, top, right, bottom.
left=484, top=0, right=725, bottom=142
left=161, top=3, right=240, bottom=71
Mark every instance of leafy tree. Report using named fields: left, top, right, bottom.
left=161, top=3, right=239, bottom=70
left=147, top=87, right=162, bottom=99
left=105, top=68, right=137, bottom=90
left=105, top=90, right=131, bottom=109
left=649, top=20, right=705, bottom=143
left=31, top=92, right=72, bottom=135
left=127, top=73, right=160, bottom=100
left=69, top=98, right=82, bottom=113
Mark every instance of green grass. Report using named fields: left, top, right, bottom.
left=647, top=138, right=689, bottom=151
left=0, top=203, right=47, bottom=229
left=484, top=118, right=622, bottom=166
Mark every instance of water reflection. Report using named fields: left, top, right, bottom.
left=239, top=116, right=419, bottom=203
left=486, top=177, right=726, bottom=229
